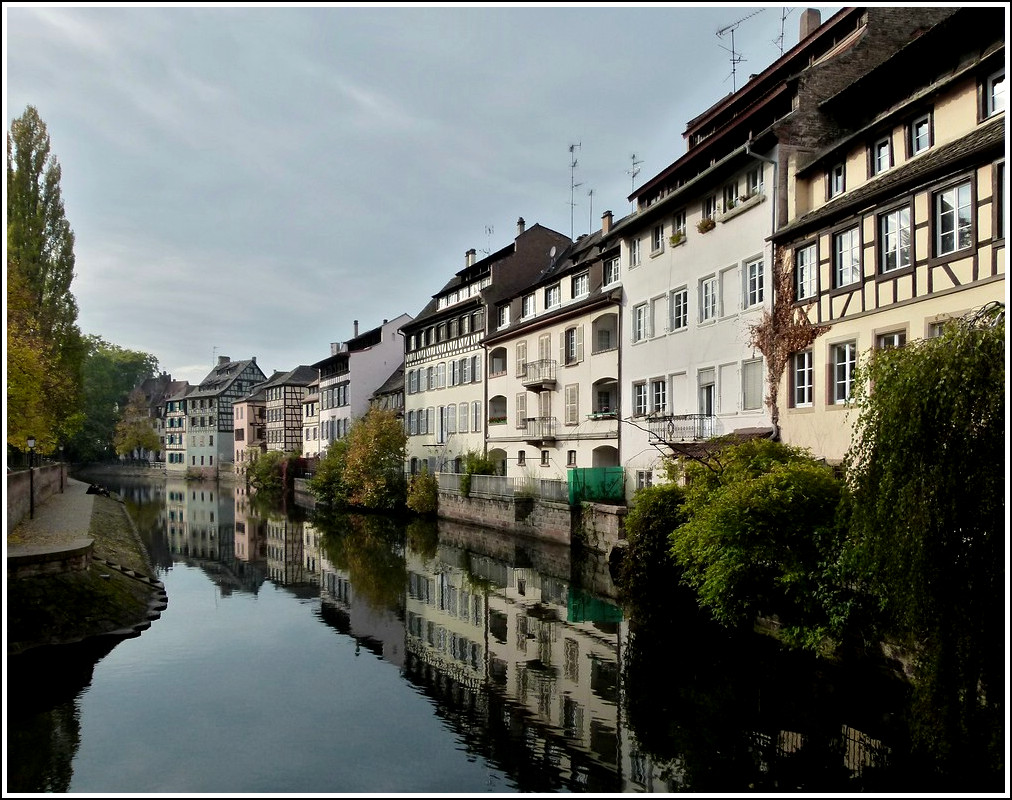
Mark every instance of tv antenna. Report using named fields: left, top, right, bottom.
left=587, top=188, right=594, bottom=233
left=568, top=142, right=582, bottom=239
left=774, top=7, right=793, bottom=56
left=480, top=224, right=494, bottom=256
left=717, top=8, right=764, bottom=92
left=627, top=153, right=643, bottom=209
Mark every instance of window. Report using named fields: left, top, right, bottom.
left=633, top=382, right=648, bottom=416
left=459, top=402, right=468, bottom=433
left=563, top=326, right=583, bottom=365
left=793, top=351, right=813, bottom=407
left=567, top=450, right=577, bottom=467
left=650, top=224, right=664, bottom=253
left=871, top=135, right=892, bottom=175
left=517, top=451, right=526, bottom=466
left=636, top=470, right=653, bottom=490
left=571, top=272, right=589, bottom=298
left=702, top=195, right=718, bottom=220
left=545, top=284, right=561, bottom=309
left=628, top=238, right=641, bottom=267
left=471, top=401, right=481, bottom=432
left=833, top=227, right=861, bottom=287
left=877, top=331, right=906, bottom=349
left=745, top=258, right=764, bottom=307
left=515, top=393, right=527, bottom=429
left=672, top=209, right=686, bottom=237
left=879, top=206, right=911, bottom=272
left=604, top=257, right=620, bottom=285
left=722, top=181, right=738, bottom=211
left=828, top=163, right=845, bottom=198
left=670, top=287, right=688, bottom=330
left=927, top=320, right=948, bottom=339
left=522, top=293, right=535, bottom=318
left=565, top=384, right=579, bottom=425
left=909, top=113, right=931, bottom=155
left=540, top=450, right=550, bottom=467
left=516, top=341, right=527, bottom=376
left=700, top=276, right=718, bottom=321
left=698, top=368, right=715, bottom=416
left=984, top=69, right=1005, bottom=118
left=651, top=379, right=667, bottom=413
left=633, top=303, right=648, bottom=342
left=997, top=161, right=1005, bottom=240
left=935, top=181, right=972, bottom=256
left=744, top=165, right=762, bottom=197
left=742, top=358, right=763, bottom=411
left=497, top=304, right=510, bottom=329
left=651, top=296, right=665, bottom=336
left=832, top=342, right=858, bottom=404
left=795, top=243, right=817, bottom=300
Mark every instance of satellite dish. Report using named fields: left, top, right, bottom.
left=549, top=246, right=557, bottom=258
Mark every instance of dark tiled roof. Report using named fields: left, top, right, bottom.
left=372, top=364, right=404, bottom=397
left=260, top=365, right=318, bottom=389
left=774, top=118, right=1006, bottom=241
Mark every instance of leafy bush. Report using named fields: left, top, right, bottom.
left=406, top=468, right=438, bottom=515
left=458, top=449, right=497, bottom=497
left=670, top=438, right=847, bottom=649
left=248, top=450, right=288, bottom=493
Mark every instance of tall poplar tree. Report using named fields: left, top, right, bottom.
left=7, top=105, right=86, bottom=451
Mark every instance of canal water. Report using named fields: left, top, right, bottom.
left=4, top=474, right=982, bottom=793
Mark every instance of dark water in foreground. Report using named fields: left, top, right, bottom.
left=5, top=474, right=999, bottom=793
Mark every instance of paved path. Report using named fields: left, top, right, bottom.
left=6, top=477, right=96, bottom=554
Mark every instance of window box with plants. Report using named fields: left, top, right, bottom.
left=487, top=416, right=507, bottom=425
left=668, top=231, right=686, bottom=247
left=587, top=410, right=618, bottom=420
left=697, top=217, right=716, bottom=234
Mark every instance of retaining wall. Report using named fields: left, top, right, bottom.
left=6, top=464, right=68, bottom=535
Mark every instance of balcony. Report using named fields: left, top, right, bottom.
left=648, top=414, right=716, bottom=443
left=524, top=416, right=557, bottom=443
left=522, top=359, right=557, bottom=390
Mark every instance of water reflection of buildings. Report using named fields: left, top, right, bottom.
left=402, top=540, right=625, bottom=791
left=163, top=477, right=266, bottom=594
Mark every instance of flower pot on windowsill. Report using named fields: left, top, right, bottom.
left=697, top=217, right=716, bottom=234
left=669, top=232, right=686, bottom=247
left=488, top=417, right=507, bottom=425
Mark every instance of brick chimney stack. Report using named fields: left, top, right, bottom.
left=516, top=217, right=526, bottom=236
left=799, top=8, right=821, bottom=41
left=601, top=210, right=613, bottom=234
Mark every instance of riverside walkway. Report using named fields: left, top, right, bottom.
left=6, top=476, right=97, bottom=560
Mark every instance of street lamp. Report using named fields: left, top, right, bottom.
left=59, top=444, right=65, bottom=493
left=27, top=436, right=36, bottom=519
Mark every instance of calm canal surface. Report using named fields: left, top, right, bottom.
left=6, top=473, right=960, bottom=793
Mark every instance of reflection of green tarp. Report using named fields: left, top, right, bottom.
left=567, top=588, right=623, bottom=623
left=567, top=467, right=625, bottom=504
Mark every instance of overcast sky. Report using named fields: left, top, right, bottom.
left=6, top=3, right=842, bottom=385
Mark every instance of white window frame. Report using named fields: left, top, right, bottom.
left=793, top=351, right=813, bottom=408
left=672, top=209, right=686, bottom=237
left=670, top=287, right=688, bottom=331
left=571, top=272, right=589, bottom=298
left=985, top=69, right=1005, bottom=118
left=604, top=257, right=620, bottom=285
left=872, top=135, right=892, bottom=175
left=545, top=283, right=561, bottom=309
left=877, top=331, right=906, bottom=349
left=832, top=342, right=858, bottom=404
left=934, top=180, right=972, bottom=256
left=833, top=227, right=861, bottom=288
left=497, top=304, right=510, bottom=329
left=633, top=304, right=648, bottom=343
left=745, top=257, right=764, bottom=307
left=795, top=243, right=817, bottom=300
left=910, top=113, right=931, bottom=155
left=650, top=224, right=664, bottom=253
left=879, top=206, right=911, bottom=273
left=700, top=276, right=718, bottom=322
left=829, top=163, right=845, bottom=198
left=628, top=238, right=641, bottom=267
left=650, top=378, right=667, bottom=414
left=633, top=382, right=648, bottom=416
left=522, top=293, right=536, bottom=318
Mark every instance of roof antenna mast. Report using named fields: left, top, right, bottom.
left=627, top=153, right=643, bottom=210
left=569, top=142, right=582, bottom=239
left=716, top=8, right=764, bottom=92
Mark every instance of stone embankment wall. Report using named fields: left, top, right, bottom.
left=6, top=464, right=68, bottom=535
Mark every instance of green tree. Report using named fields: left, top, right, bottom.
left=307, top=438, right=350, bottom=508
left=7, top=105, right=87, bottom=452
left=670, top=438, right=847, bottom=650
left=248, top=450, right=288, bottom=494
left=843, top=302, right=1004, bottom=779
left=66, top=335, right=159, bottom=462
left=113, top=387, right=160, bottom=458
left=342, top=409, right=407, bottom=510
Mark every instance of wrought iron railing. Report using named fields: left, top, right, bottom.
left=522, top=359, right=557, bottom=387
left=647, top=413, right=716, bottom=442
left=524, top=416, right=557, bottom=440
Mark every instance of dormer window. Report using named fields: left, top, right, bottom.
left=828, top=163, right=845, bottom=199
left=909, top=113, right=932, bottom=156
left=522, top=293, right=536, bottom=318
left=984, top=69, right=1005, bottom=118
left=545, top=284, right=561, bottom=309
left=871, top=135, right=892, bottom=176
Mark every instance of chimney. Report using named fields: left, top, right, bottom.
left=799, top=8, right=821, bottom=41
left=218, top=355, right=229, bottom=366
left=353, top=320, right=359, bottom=337
left=330, top=342, right=339, bottom=355
left=601, top=210, right=613, bottom=234
left=466, top=248, right=476, bottom=267
left=516, top=217, right=526, bottom=236
left=251, top=356, right=256, bottom=365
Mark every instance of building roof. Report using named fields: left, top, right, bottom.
left=371, top=364, right=404, bottom=398
left=259, top=364, right=319, bottom=390
left=188, top=357, right=265, bottom=399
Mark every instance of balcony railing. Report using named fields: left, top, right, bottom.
left=436, top=471, right=569, bottom=504
left=524, top=416, right=557, bottom=442
left=647, top=414, right=716, bottom=442
left=522, top=359, right=557, bottom=389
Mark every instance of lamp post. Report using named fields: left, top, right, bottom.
left=27, top=436, right=36, bottom=519
left=59, top=444, right=65, bottom=493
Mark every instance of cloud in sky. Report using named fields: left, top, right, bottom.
left=6, top=3, right=841, bottom=384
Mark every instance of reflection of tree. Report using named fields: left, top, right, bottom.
left=622, top=601, right=909, bottom=792
left=317, top=512, right=406, bottom=612
left=405, top=517, right=439, bottom=561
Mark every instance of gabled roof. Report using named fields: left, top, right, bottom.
left=371, top=364, right=404, bottom=398
left=190, top=357, right=265, bottom=398
left=259, top=365, right=319, bottom=389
